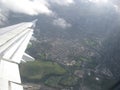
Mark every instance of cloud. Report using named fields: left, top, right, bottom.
left=53, top=18, right=71, bottom=29
left=0, top=8, right=8, bottom=25
left=88, top=0, right=108, bottom=4
left=83, top=0, right=120, bottom=13
left=0, top=0, right=74, bottom=25
left=0, top=0, right=52, bottom=25
left=0, top=0, right=75, bottom=16
left=113, top=5, right=120, bottom=12
left=111, top=0, right=120, bottom=13
left=0, top=0, right=52, bottom=16
left=48, top=0, right=74, bottom=6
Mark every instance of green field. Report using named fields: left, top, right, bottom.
left=20, top=60, right=67, bottom=82
left=20, top=60, right=80, bottom=89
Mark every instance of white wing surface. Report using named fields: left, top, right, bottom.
left=0, top=21, right=35, bottom=90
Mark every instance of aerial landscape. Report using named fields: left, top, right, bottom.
left=0, top=0, right=120, bottom=90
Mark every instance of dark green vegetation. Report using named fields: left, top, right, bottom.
left=20, top=60, right=80, bottom=89
left=20, top=61, right=66, bottom=82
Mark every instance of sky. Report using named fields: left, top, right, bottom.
left=0, top=0, right=119, bottom=28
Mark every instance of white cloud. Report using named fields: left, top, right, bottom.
left=111, top=0, right=120, bottom=13
left=0, top=0, right=52, bottom=16
left=0, top=0, right=74, bottom=25
left=0, top=0, right=52, bottom=25
left=84, top=0, right=120, bottom=13
left=0, top=0, right=75, bottom=16
left=48, top=0, right=74, bottom=6
left=88, top=0, right=108, bottom=4
left=0, top=8, right=8, bottom=25
left=53, top=18, right=71, bottom=29
left=113, top=5, right=120, bottom=12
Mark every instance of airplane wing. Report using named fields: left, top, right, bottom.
left=0, top=21, right=36, bottom=90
